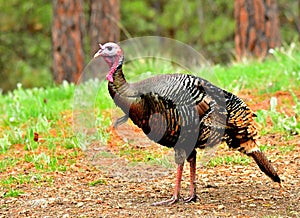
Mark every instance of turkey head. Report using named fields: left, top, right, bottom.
left=94, top=42, right=124, bottom=82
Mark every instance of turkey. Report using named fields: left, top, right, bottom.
left=93, top=42, right=281, bottom=205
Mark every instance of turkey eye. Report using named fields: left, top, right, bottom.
left=107, top=46, right=112, bottom=51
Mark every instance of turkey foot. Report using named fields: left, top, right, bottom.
left=152, top=163, right=183, bottom=206
left=183, top=194, right=197, bottom=203
left=152, top=196, right=179, bottom=206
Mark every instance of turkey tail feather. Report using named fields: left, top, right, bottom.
left=249, top=150, right=281, bottom=183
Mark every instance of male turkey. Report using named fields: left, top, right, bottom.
left=94, top=42, right=281, bottom=205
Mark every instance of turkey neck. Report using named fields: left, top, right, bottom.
left=108, top=64, right=127, bottom=95
left=108, top=64, right=134, bottom=114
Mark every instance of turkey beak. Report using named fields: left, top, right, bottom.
left=93, top=44, right=104, bottom=58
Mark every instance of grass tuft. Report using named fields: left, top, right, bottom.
left=89, top=179, right=107, bottom=186
left=3, top=189, right=24, bottom=198
left=207, top=155, right=251, bottom=167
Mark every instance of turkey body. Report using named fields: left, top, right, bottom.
left=94, top=42, right=281, bottom=205
left=110, top=73, right=255, bottom=154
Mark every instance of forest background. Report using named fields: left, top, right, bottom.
left=0, top=0, right=299, bottom=92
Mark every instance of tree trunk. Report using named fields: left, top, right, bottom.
left=88, top=0, right=120, bottom=56
left=52, top=0, right=85, bottom=83
left=235, top=0, right=281, bottom=61
left=298, top=0, right=300, bottom=40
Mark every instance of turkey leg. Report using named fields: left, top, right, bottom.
left=152, top=163, right=184, bottom=206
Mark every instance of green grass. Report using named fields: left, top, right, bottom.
left=207, top=155, right=251, bottom=167
left=117, top=143, right=162, bottom=162
left=0, top=43, right=299, bottom=197
left=255, top=93, right=300, bottom=135
left=1, top=82, right=74, bottom=125
left=123, top=44, right=300, bottom=94
left=213, top=45, right=300, bottom=93
left=97, top=151, right=116, bottom=158
left=0, top=157, right=19, bottom=172
left=279, top=145, right=296, bottom=153
left=147, top=155, right=175, bottom=169
left=3, top=189, right=24, bottom=198
left=89, top=179, right=107, bottom=186
left=1, top=173, right=52, bottom=187
left=260, top=144, right=295, bottom=153
left=23, top=153, right=67, bottom=172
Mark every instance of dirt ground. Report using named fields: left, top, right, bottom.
left=1, top=91, right=299, bottom=217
